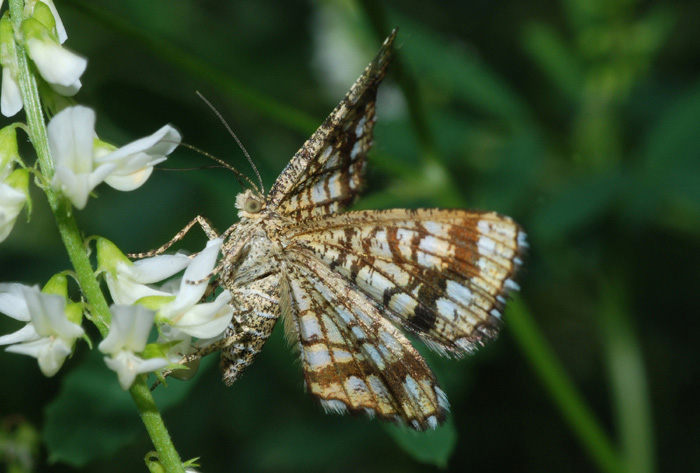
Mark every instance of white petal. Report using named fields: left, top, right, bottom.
left=47, top=105, right=95, bottom=173
left=104, top=351, right=168, bottom=389
left=103, top=353, right=137, bottom=389
left=1, top=67, right=23, bottom=117
left=106, top=254, right=190, bottom=305
left=51, top=161, right=116, bottom=209
left=0, top=181, right=27, bottom=241
left=21, top=287, right=84, bottom=340
left=99, top=125, right=180, bottom=191
left=105, top=272, right=171, bottom=306
left=7, top=336, right=72, bottom=376
left=49, top=78, right=81, bottom=97
left=103, top=165, right=157, bottom=192
left=98, top=305, right=155, bottom=354
left=0, top=283, right=33, bottom=321
left=157, top=326, right=193, bottom=362
left=126, top=253, right=191, bottom=284
left=37, top=338, right=72, bottom=376
left=39, top=0, right=67, bottom=43
left=27, top=38, right=86, bottom=88
left=0, top=323, right=39, bottom=345
left=51, top=165, right=92, bottom=209
left=172, top=291, right=233, bottom=339
left=160, top=239, right=222, bottom=319
left=97, top=125, right=181, bottom=166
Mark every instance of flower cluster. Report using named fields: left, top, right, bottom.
left=0, top=276, right=84, bottom=377
left=1, top=0, right=82, bottom=117
left=0, top=0, right=230, bottom=391
left=98, top=237, right=233, bottom=384
left=0, top=237, right=233, bottom=388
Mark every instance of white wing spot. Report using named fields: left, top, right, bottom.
left=477, top=235, right=496, bottom=257
left=331, top=348, right=354, bottom=364
left=299, top=314, right=323, bottom=341
left=363, top=344, right=386, bottom=370
left=436, top=297, right=460, bottom=320
left=351, top=141, right=362, bottom=158
left=305, top=344, right=332, bottom=370
left=446, top=280, right=473, bottom=306
left=355, top=116, right=367, bottom=137
left=320, top=399, right=348, bottom=414
left=505, top=279, right=521, bottom=291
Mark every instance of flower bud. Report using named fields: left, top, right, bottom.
left=0, top=14, right=22, bottom=117
left=0, top=168, right=29, bottom=243
left=22, top=17, right=86, bottom=96
left=0, top=125, right=20, bottom=179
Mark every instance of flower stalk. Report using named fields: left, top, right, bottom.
left=7, top=1, right=186, bottom=470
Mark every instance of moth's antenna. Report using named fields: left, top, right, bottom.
left=196, top=91, right=266, bottom=195
left=176, top=142, right=261, bottom=192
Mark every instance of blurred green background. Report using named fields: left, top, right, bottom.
left=1, top=0, right=699, bottom=472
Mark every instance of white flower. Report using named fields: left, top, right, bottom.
left=158, top=238, right=233, bottom=339
left=1, top=67, right=22, bottom=117
left=98, top=305, right=169, bottom=389
left=48, top=106, right=179, bottom=209
left=25, top=36, right=86, bottom=96
left=48, top=106, right=116, bottom=209
left=106, top=253, right=192, bottom=305
left=0, top=284, right=84, bottom=376
left=0, top=283, right=34, bottom=325
left=0, top=15, right=22, bottom=117
left=96, top=124, right=181, bottom=191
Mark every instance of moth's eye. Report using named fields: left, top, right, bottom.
left=244, top=198, right=262, bottom=213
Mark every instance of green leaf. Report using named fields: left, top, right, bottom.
left=382, top=419, right=457, bottom=468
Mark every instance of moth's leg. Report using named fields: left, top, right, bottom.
left=184, top=259, right=227, bottom=286
left=129, top=215, right=219, bottom=259
left=151, top=339, right=229, bottom=390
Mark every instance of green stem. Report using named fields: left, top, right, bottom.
left=507, top=297, right=626, bottom=473
left=601, top=278, right=656, bottom=473
left=10, top=0, right=110, bottom=336
left=9, top=2, right=184, bottom=470
left=130, top=376, right=185, bottom=473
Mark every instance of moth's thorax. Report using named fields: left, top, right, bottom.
left=220, top=219, right=282, bottom=290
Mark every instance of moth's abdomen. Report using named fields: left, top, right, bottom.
left=219, top=271, right=282, bottom=385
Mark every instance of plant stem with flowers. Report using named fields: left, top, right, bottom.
left=0, top=1, right=232, bottom=471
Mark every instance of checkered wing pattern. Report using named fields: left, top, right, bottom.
left=191, top=29, right=527, bottom=432
left=266, top=31, right=395, bottom=221
left=285, top=209, right=526, bottom=356
left=284, top=247, right=449, bottom=430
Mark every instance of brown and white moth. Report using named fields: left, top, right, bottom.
left=153, top=29, right=526, bottom=430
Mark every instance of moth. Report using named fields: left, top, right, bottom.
left=153, top=29, right=526, bottom=430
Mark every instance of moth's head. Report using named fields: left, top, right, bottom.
left=235, top=189, right=266, bottom=219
